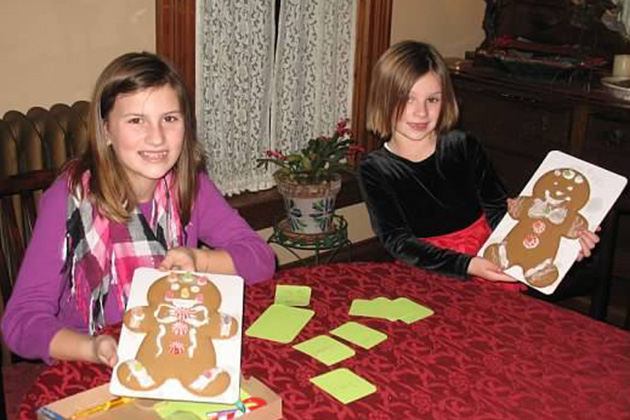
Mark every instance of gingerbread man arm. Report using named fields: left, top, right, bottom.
left=203, top=312, right=239, bottom=340
left=123, top=305, right=154, bottom=333
left=565, top=213, right=588, bottom=239
left=508, top=196, right=534, bottom=220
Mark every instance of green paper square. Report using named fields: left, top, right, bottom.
left=245, top=304, right=314, bottom=343
left=310, top=368, right=376, bottom=404
left=349, top=298, right=395, bottom=320
left=274, top=284, right=312, bottom=307
left=330, top=321, right=387, bottom=350
left=393, top=297, right=434, bottom=324
left=293, top=335, right=355, bottom=366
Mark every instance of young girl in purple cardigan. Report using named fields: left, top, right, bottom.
left=1, top=52, right=275, bottom=367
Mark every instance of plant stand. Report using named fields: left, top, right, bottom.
left=268, top=215, right=352, bottom=266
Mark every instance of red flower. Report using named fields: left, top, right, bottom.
left=257, top=117, right=356, bottom=184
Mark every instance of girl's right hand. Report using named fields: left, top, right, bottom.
left=93, top=334, right=118, bottom=367
left=467, top=256, right=518, bottom=282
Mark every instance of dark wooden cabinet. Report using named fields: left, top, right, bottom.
left=454, top=77, right=573, bottom=195
left=450, top=62, right=630, bottom=318
left=450, top=62, right=630, bottom=206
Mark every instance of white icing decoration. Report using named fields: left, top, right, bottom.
left=191, top=286, right=200, bottom=293
left=498, top=242, right=509, bottom=268
left=561, top=169, right=575, bottom=179
left=525, top=258, right=553, bottom=278
left=125, top=360, right=155, bottom=387
left=220, top=314, right=233, bottom=337
left=156, top=324, right=166, bottom=357
left=528, top=198, right=568, bottom=225
left=171, top=283, right=180, bottom=291
left=129, top=309, right=145, bottom=328
left=575, top=175, right=584, bottom=184
left=188, top=328, right=198, bottom=358
left=554, top=169, right=561, bottom=176
left=190, top=368, right=223, bottom=392
left=567, top=185, right=574, bottom=191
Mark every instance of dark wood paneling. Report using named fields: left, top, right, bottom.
left=352, top=0, right=393, bottom=155
left=156, top=0, right=196, bottom=99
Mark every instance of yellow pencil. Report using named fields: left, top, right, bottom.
left=71, top=396, right=134, bottom=419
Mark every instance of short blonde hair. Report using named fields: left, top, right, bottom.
left=367, top=41, right=459, bottom=140
left=66, top=52, right=205, bottom=224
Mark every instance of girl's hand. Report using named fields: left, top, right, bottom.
left=159, top=247, right=197, bottom=271
left=467, top=256, right=517, bottom=282
left=93, top=335, right=118, bottom=367
left=576, top=227, right=600, bottom=261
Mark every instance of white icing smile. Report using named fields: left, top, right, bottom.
left=165, top=297, right=196, bottom=308
left=545, top=190, right=567, bottom=205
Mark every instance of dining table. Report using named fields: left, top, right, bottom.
left=17, top=261, right=630, bottom=420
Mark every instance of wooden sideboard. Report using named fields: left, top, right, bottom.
left=450, top=61, right=630, bottom=200
left=449, top=61, right=630, bottom=315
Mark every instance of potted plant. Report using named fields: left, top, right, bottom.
left=257, top=118, right=363, bottom=234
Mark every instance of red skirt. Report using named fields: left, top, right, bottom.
left=420, top=216, right=526, bottom=292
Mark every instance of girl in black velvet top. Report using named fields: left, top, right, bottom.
left=358, top=41, right=599, bottom=285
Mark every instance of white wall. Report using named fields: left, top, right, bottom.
left=0, top=0, right=155, bottom=114
left=391, top=0, right=485, bottom=58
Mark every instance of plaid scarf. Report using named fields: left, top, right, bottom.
left=62, top=172, right=182, bottom=334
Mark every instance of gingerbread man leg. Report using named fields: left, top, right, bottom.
left=116, top=359, right=161, bottom=391
left=483, top=242, right=510, bottom=269
left=524, top=258, right=559, bottom=288
left=185, top=367, right=231, bottom=397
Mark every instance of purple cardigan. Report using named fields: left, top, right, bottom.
left=1, top=173, right=275, bottom=363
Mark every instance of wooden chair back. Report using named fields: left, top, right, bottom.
left=0, top=170, right=56, bottom=367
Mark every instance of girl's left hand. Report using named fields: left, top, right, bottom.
left=159, top=247, right=197, bottom=271
left=576, top=227, right=600, bottom=261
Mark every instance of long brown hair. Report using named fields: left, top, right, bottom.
left=65, top=52, right=205, bottom=224
left=366, top=41, right=459, bottom=140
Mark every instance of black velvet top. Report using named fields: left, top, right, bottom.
left=358, top=130, right=508, bottom=279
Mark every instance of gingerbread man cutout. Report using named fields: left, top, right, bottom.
left=116, top=272, right=238, bottom=396
left=484, top=168, right=590, bottom=288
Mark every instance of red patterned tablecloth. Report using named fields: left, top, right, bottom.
left=18, top=262, right=630, bottom=419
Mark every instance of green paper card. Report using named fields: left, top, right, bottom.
left=349, top=298, right=392, bottom=320
left=310, top=368, right=376, bottom=404
left=245, top=304, right=314, bottom=343
left=372, top=297, right=400, bottom=321
left=274, top=284, right=312, bottom=307
left=330, top=321, right=387, bottom=350
left=293, top=335, right=355, bottom=366
left=393, top=297, right=434, bottom=324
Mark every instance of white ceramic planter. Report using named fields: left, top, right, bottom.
left=275, top=174, right=342, bottom=234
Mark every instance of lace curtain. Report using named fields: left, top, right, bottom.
left=197, top=0, right=356, bottom=195
left=196, top=0, right=275, bottom=194
left=271, top=0, right=356, bottom=168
